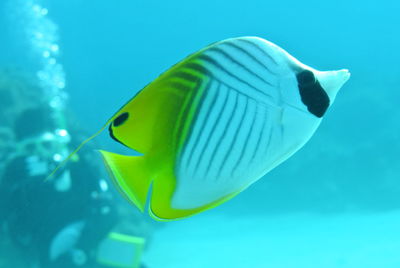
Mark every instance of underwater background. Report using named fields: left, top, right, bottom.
left=0, top=0, right=399, bottom=267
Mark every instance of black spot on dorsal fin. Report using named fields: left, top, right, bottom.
left=296, top=70, right=329, bottom=118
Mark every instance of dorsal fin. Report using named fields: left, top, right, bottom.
left=45, top=118, right=114, bottom=181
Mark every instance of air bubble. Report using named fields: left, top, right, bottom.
left=34, top=32, right=43, bottom=39
left=53, top=153, right=63, bottom=162
left=99, top=180, right=109, bottom=192
left=49, top=96, right=62, bottom=108
left=32, top=4, right=41, bottom=13
left=50, top=44, right=59, bottom=52
left=57, top=81, right=65, bottom=89
left=57, top=129, right=68, bottom=137
left=41, top=8, right=48, bottom=16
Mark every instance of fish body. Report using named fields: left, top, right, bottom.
left=100, top=36, right=350, bottom=221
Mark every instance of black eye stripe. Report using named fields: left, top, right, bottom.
left=113, top=112, right=129, bottom=127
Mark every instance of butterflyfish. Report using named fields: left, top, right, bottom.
left=59, top=36, right=350, bottom=221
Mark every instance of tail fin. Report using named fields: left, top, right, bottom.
left=99, top=150, right=152, bottom=212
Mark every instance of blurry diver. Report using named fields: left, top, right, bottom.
left=0, top=103, right=151, bottom=268
left=0, top=68, right=41, bottom=178
left=0, top=105, right=120, bottom=268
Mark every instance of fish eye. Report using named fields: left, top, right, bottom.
left=296, top=70, right=315, bottom=86
left=113, top=112, right=129, bottom=127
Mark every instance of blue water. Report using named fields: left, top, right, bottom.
left=1, top=0, right=399, bottom=267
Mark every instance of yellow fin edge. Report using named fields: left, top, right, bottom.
left=149, top=171, right=241, bottom=221
left=99, top=150, right=152, bottom=212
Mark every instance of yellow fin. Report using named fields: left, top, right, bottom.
left=149, top=170, right=241, bottom=221
left=99, top=150, right=152, bottom=212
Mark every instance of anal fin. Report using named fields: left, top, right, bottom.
left=99, top=150, right=152, bottom=212
left=149, top=172, right=241, bottom=221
